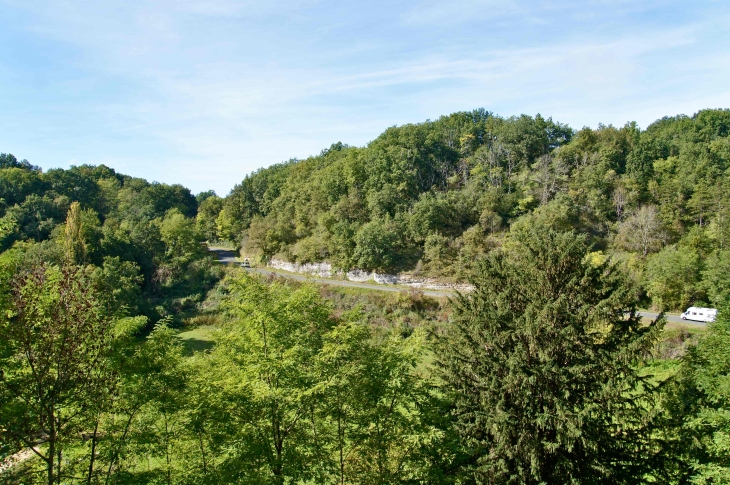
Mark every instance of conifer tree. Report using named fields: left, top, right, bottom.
left=437, top=224, right=665, bottom=484
left=663, top=304, right=730, bottom=482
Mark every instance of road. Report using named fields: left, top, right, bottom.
left=209, top=248, right=707, bottom=325
left=637, top=311, right=705, bottom=326
left=208, top=247, right=453, bottom=298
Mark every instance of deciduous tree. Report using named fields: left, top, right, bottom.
left=0, top=265, right=120, bottom=485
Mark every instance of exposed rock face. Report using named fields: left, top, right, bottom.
left=268, top=259, right=334, bottom=278
left=268, top=259, right=474, bottom=292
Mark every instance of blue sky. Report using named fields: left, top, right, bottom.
left=1, top=0, right=729, bottom=195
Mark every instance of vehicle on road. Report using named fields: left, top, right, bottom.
left=241, top=258, right=251, bottom=269
left=681, top=306, right=717, bottom=323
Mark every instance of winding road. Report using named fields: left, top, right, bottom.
left=637, top=311, right=698, bottom=325
left=209, top=247, right=454, bottom=298
left=209, top=247, right=705, bottom=326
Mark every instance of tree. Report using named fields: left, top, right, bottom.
left=0, top=167, right=46, bottom=208
left=530, top=154, right=567, bottom=206
left=613, top=183, right=628, bottom=221
left=423, top=232, right=456, bottom=272
left=63, top=201, right=87, bottom=263
left=113, top=321, right=188, bottom=485
left=195, top=190, right=217, bottom=204
left=196, top=195, right=223, bottom=241
left=616, top=205, right=666, bottom=257
left=158, top=208, right=204, bottom=267
left=195, top=273, right=335, bottom=484
left=0, top=213, right=18, bottom=248
left=352, top=217, right=411, bottom=272
left=245, top=214, right=294, bottom=260
left=43, top=168, right=101, bottom=212
left=5, top=194, right=65, bottom=243
left=662, top=304, right=730, bottom=482
left=215, top=207, right=238, bottom=243
left=189, top=273, right=438, bottom=484
left=63, top=202, right=101, bottom=265
left=701, top=249, right=730, bottom=307
left=644, top=245, right=703, bottom=311
left=66, top=319, right=181, bottom=485
left=437, top=225, right=665, bottom=484
left=0, top=153, right=40, bottom=171
left=92, top=256, right=143, bottom=316
left=0, top=265, right=120, bottom=485
left=312, top=320, right=437, bottom=484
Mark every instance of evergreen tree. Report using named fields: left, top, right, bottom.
left=437, top=224, right=665, bottom=484
left=662, top=304, right=730, bottom=483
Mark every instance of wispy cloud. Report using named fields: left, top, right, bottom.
left=400, top=0, right=679, bottom=26
left=401, top=0, right=523, bottom=26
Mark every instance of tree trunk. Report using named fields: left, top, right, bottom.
left=56, top=448, right=62, bottom=485
left=47, top=416, right=56, bottom=485
left=47, top=438, right=54, bottom=485
left=87, top=420, right=100, bottom=484
left=197, top=429, right=208, bottom=474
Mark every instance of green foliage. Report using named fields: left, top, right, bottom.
left=196, top=194, right=223, bottom=241
left=64, top=319, right=187, bottom=485
left=0, top=168, right=46, bottom=210
left=644, top=245, right=703, bottom=311
left=92, top=256, right=144, bottom=316
left=4, top=108, right=730, bottom=483
left=662, top=305, right=730, bottom=483
left=437, top=225, right=665, bottom=484
left=158, top=208, right=205, bottom=266
left=204, top=108, right=730, bottom=308
left=352, top=217, right=411, bottom=272
left=0, top=212, right=17, bottom=246
left=0, top=153, right=40, bottom=171
left=202, top=274, right=335, bottom=483
left=61, top=201, right=101, bottom=264
left=701, top=250, right=730, bottom=307
left=214, top=111, right=575, bottom=273
left=0, top=264, right=129, bottom=484
left=5, top=194, right=66, bottom=243
left=423, top=232, right=454, bottom=271
left=181, top=272, right=441, bottom=484
left=0, top=156, right=218, bottom=325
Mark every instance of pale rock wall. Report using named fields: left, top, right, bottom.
left=268, top=259, right=474, bottom=292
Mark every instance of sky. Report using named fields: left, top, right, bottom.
left=1, top=0, right=729, bottom=196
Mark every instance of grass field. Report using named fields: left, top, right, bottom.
left=177, top=325, right=217, bottom=354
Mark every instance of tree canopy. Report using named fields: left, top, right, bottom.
left=201, top=108, right=730, bottom=311
left=437, top=224, right=665, bottom=484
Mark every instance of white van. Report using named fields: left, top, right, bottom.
left=681, top=307, right=717, bottom=323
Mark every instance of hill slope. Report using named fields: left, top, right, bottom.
left=208, top=108, right=730, bottom=311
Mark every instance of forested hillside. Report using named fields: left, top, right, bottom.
left=207, top=108, right=730, bottom=311
left=0, top=154, right=221, bottom=324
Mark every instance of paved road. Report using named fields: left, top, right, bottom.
left=210, top=247, right=238, bottom=264
left=637, top=311, right=706, bottom=326
left=209, top=248, right=708, bottom=325
left=208, top=247, right=453, bottom=298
